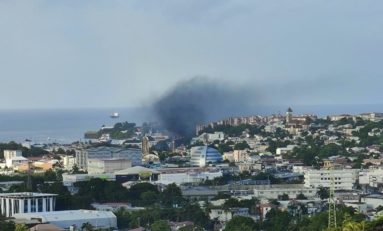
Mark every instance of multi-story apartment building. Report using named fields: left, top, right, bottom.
left=304, top=169, right=359, bottom=190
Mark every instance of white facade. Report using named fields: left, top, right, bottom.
left=276, top=145, right=297, bottom=155
left=209, top=208, right=249, bottom=222
left=158, top=170, right=223, bottom=185
left=62, top=155, right=75, bottom=171
left=4, top=150, right=27, bottom=168
left=359, top=168, right=383, bottom=187
left=253, top=185, right=317, bottom=199
left=14, top=210, right=117, bottom=230
left=87, top=159, right=132, bottom=174
left=361, top=195, right=383, bottom=209
left=0, top=192, right=57, bottom=217
left=75, top=147, right=141, bottom=171
left=304, top=169, right=358, bottom=190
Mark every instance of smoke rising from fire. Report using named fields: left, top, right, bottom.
left=152, top=77, right=257, bottom=137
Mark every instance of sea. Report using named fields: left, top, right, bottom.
left=0, top=104, right=381, bottom=144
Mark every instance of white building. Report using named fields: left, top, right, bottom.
left=0, top=192, right=57, bottom=217
left=209, top=208, right=249, bottom=222
left=87, top=158, right=132, bottom=174
left=75, top=147, right=141, bottom=170
left=253, top=184, right=317, bottom=199
left=361, top=194, right=383, bottom=209
left=194, top=132, right=225, bottom=144
left=4, top=150, right=28, bottom=168
left=62, top=155, right=75, bottom=171
left=14, top=210, right=117, bottom=230
left=276, top=145, right=297, bottom=156
left=158, top=169, right=223, bottom=185
left=359, top=168, right=383, bottom=187
left=233, top=150, right=249, bottom=163
left=304, top=169, right=358, bottom=190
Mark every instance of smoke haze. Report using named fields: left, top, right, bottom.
left=152, top=77, right=257, bottom=137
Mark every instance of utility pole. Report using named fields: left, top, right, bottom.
left=26, top=161, right=33, bottom=191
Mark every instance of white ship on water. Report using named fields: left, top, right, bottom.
left=110, top=112, right=119, bottom=118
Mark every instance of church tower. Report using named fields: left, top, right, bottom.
left=286, top=107, right=293, bottom=124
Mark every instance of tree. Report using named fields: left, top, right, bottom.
left=140, top=191, right=158, bottom=206
left=317, top=186, right=329, bottom=200
left=296, top=193, right=308, bottom=200
left=224, top=216, right=258, bottom=231
left=151, top=220, right=171, bottom=231
left=81, top=222, right=94, bottom=231
left=179, top=225, right=204, bottom=231
left=161, top=183, right=184, bottom=207
left=14, top=224, right=28, bottom=231
left=278, top=193, right=289, bottom=201
left=234, top=141, right=250, bottom=150
left=262, top=209, right=291, bottom=231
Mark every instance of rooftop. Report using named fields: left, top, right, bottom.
left=0, top=192, right=57, bottom=198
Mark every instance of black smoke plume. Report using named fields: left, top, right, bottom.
left=152, top=77, right=257, bottom=138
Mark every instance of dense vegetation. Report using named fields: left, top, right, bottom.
left=84, top=121, right=137, bottom=139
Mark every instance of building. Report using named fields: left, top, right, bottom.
left=87, top=158, right=132, bottom=174
left=4, top=150, right=28, bottom=168
left=304, top=169, right=359, bottom=190
left=233, top=150, right=248, bottom=163
left=209, top=207, right=250, bottom=222
left=75, top=146, right=141, bottom=170
left=115, top=166, right=160, bottom=183
left=62, top=173, right=115, bottom=187
left=361, top=194, right=383, bottom=209
left=359, top=168, right=383, bottom=187
left=0, top=192, right=57, bottom=217
left=253, top=184, right=317, bottom=199
left=62, top=155, right=75, bottom=171
left=181, top=186, right=218, bottom=202
left=359, top=112, right=383, bottom=122
left=13, top=210, right=117, bottom=230
left=190, top=146, right=223, bottom=167
left=158, top=168, right=223, bottom=185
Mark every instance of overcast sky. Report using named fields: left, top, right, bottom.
left=0, top=0, right=382, bottom=109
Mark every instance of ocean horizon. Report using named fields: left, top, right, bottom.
left=0, top=104, right=381, bottom=144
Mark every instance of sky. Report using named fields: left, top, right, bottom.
left=0, top=0, right=382, bottom=109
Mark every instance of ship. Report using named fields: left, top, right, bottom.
left=110, top=112, right=120, bottom=118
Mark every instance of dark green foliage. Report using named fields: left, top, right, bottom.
left=262, top=209, right=291, bottom=231
left=234, top=141, right=250, bottom=150
left=151, top=220, right=171, bottom=231
left=161, top=183, right=184, bottom=207
left=224, top=216, right=258, bottom=231
left=84, top=121, right=137, bottom=139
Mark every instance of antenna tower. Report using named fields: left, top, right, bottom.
left=328, top=165, right=337, bottom=229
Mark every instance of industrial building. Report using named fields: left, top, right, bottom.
left=13, top=210, right=117, bottom=230
left=75, top=146, right=141, bottom=170
left=0, top=192, right=57, bottom=217
left=87, top=158, right=132, bottom=174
